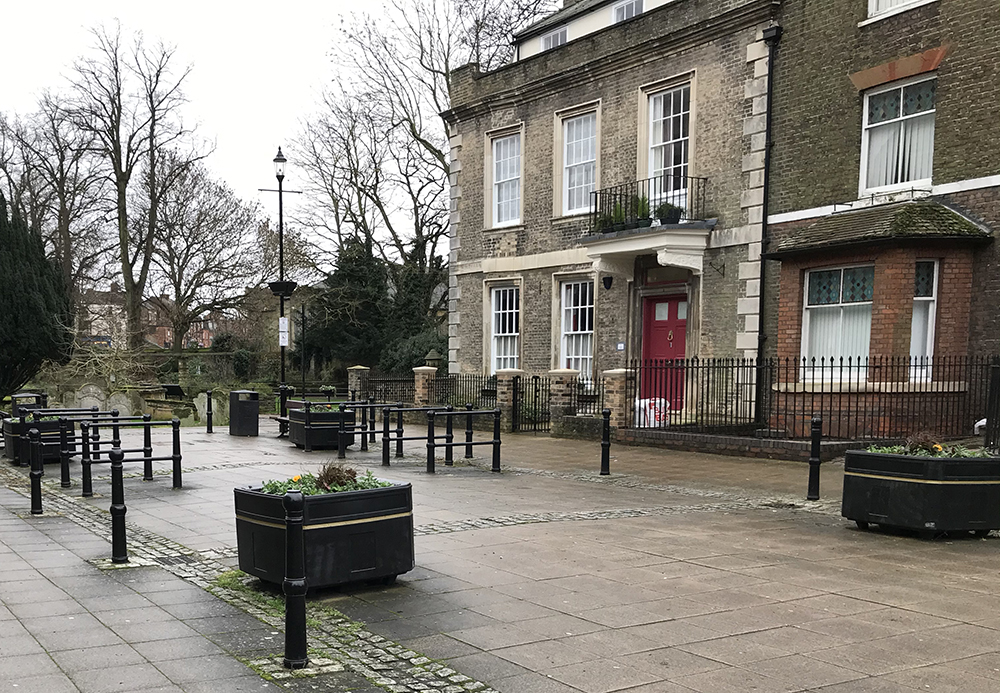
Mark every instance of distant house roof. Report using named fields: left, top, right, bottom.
left=766, top=201, right=992, bottom=258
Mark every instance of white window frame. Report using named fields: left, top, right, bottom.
left=541, top=27, right=567, bottom=51
left=866, top=0, right=937, bottom=21
left=648, top=83, right=691, bottom=210
left=801, top=264, right=875, bottom=375
left=561, top=280, right=595, bottom=378
left=859, top=75, right=936, bottom=196
left=909, top=260, right=937, bottom=378
left=562, top=112, right=597, bottom=216
left=612, top=0, right=643, bottom=23
left=492, top=133, right=521, bottom=228
left=491, top=286, right=520, bottom=374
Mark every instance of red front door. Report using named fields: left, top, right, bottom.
left=641, top=296, right=688, bottom=411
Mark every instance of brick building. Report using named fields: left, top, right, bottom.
left=443, top=0, right=782, bottom=377
left=763, top=0, right=998, bottom=366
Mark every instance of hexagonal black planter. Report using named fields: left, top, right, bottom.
left=287, top=407, right=356, bottom=450
left=842, top=450, right=1000, bottom=535
left=234, top=481, right=414, bottom=588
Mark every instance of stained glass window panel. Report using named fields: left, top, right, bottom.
left=902, top=80, right=935, bottom=116
left=808, top=270, right=841, bottom=306
left=914, top=261, right=935, bottom=297
left=843, top=266, right=875, bottom=303
left=868, top=90, right=900, bottom=125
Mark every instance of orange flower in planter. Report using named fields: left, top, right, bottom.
left=292, top=475, right=301, bottom=482
left=932, top=445, right=943, bottom=452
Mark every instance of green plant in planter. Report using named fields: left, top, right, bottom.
left=260, top=462, right=390, bottom=496
left=655, top=202, right=683, bottom=224
left=319, top=385, right=338, bottom=393
left=611, top=202, right=626, bottom=230
left=635, top=195, right=652, bottom=227
left=867, top=432, right=994, bottom=458
left=596, top=212, right=614, bottom=232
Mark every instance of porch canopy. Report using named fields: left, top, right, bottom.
left=581, top=220, right=717, bottom=277
left=764, top=200, right=991, bottom=258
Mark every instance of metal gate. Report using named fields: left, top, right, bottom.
left=512, top=375, right=551, bottom=433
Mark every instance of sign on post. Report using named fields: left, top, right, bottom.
left=279, top=317, right=289, bottom=347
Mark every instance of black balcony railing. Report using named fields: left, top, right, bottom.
left=590, top=173, right=708, bottom=234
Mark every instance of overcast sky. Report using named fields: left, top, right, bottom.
left=4, top=1, right=364, bottom=212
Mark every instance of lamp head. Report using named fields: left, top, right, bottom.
left=273, top=147, right=287, bottom=180
left=602, top=275, right=613, bottom=291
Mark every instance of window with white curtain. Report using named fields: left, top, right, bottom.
left=563, top=113, right=597, bottom=215
left=803, top=266, right=875, bottom=363
left=492, top=134, right=521, bottom=227
left=861, top=77, right=935, bottom=194
left=910, top=260, right=937, bottom=366
left=613, top=0, right=643, bottom=22
left=541, top=28, right=567, bottom=51
left=649, top=84, right=690, bottom=206
left=491, top=287, right=520, bottom=373
left=561, top=280, right=594, bottom=377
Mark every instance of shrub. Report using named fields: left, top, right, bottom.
left=232, top=349, right=252, bottom=380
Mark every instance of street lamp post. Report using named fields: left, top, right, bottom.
left=265, top=148, right=297, bottom=434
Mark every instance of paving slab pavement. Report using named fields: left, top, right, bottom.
left=2, top=418, right=999, bottom=693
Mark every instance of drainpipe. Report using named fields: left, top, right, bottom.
left=755, top=23, right=782, bottom=426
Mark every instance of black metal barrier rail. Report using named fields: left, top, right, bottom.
left=289, top=399, right=389, bottom=453
left=78, top=418, right=183, bottom=496
left=379, top=405, right=457, bottom=466
left=425, top=408, right=502, bottom=474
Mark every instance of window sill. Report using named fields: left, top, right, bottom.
left=484, top=224, right=524, bottom=234
left=552, top=213, right=590, bottom=224
left=858, top=0, right=938, bottom=27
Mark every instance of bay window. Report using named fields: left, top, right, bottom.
left=803, top=265, right=874, bottom=362
left=910, top=260, right=937, bottom=363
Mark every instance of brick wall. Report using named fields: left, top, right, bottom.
left=769, top=0, right=1000, bottom=214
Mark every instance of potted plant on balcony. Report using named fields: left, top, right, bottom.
left=596, top=211, right=614, bottom=233
left=842, top=433, right=1000, bottom=537
left=234, top=462, right=414, bottom=588
left=611, top=202, right=626, bottom=232
left=624, top=196, right=640, bottom=230
left=636, top=196, right=652, bottom=227
left=655, top=202, right=683, bottom=224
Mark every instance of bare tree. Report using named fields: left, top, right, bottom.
left=0, top=95, right=112, bottom=308
left=294, top=0, right=555, bottom=336
left=146, top=159, right=265, bottom=352
left=68, top=23, right=205, bottom=349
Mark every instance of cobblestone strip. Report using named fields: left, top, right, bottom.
left=0, top=464, right=498, bottom=693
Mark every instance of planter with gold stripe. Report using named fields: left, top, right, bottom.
left=842, top=450, right=1000, bottom=536
left=234, top=481, right=414, bottom=588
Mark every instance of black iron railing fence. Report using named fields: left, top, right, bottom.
left=590, top=173, right=708, bottom=234
left=512, top=375, right=551, bottom=433
left=363, top=372, right=415, bottom=404
left=627, top=356, right=1000, bottom=441
left=432, top=374, right=498, bottom=409
left=571, top=377, right=606, bottom=417
left=985, top=364, right=1000, bottom=453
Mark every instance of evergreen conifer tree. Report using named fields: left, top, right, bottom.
left=0, top=193, right=73, bottom=401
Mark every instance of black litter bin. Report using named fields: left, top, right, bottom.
left=229, top=390, right=260, bottom=437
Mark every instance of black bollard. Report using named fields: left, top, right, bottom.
left=350, top=389, right=356, bottom=402
left=360, top=404, right=368, bottom=452
left=60, top=418, right=71, bottom=488
left=601, top=408, right=611, bottom=476
left=279, top=385, right=290, bottom=436
left=171, top=418, right=182, bottom=489
left=206, top=390, right=214, bottom=433
left=381, top=407, right=391, bottom=467
left=807, top=416, right=822, bottom=501
left=282, top=489, right=308, bottom=669
left=445, top=405, right=454, bottom=466
left=92, top=420, right=101, bottom=461
left=81, top=422, right=93, bottom=498
left=395, top=403, right=404, bottom=459
left=368, top=398, right=376, bottom=444
left=17, top=414, right=27, bottom=466
left=492, top=408, right=501, bottom=473
left=465, top=403, right=474, bottom=459
left=337, top=404, right=347, bottom=460
left=29, top=429, right=43, bottom=515
left=426, top=411, right=436, bottom=474
left=142, top=414, right=153, bottom=481
left=110, top=422, right=128, bottom=563
left=303, top=401, right=313, bottom=453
